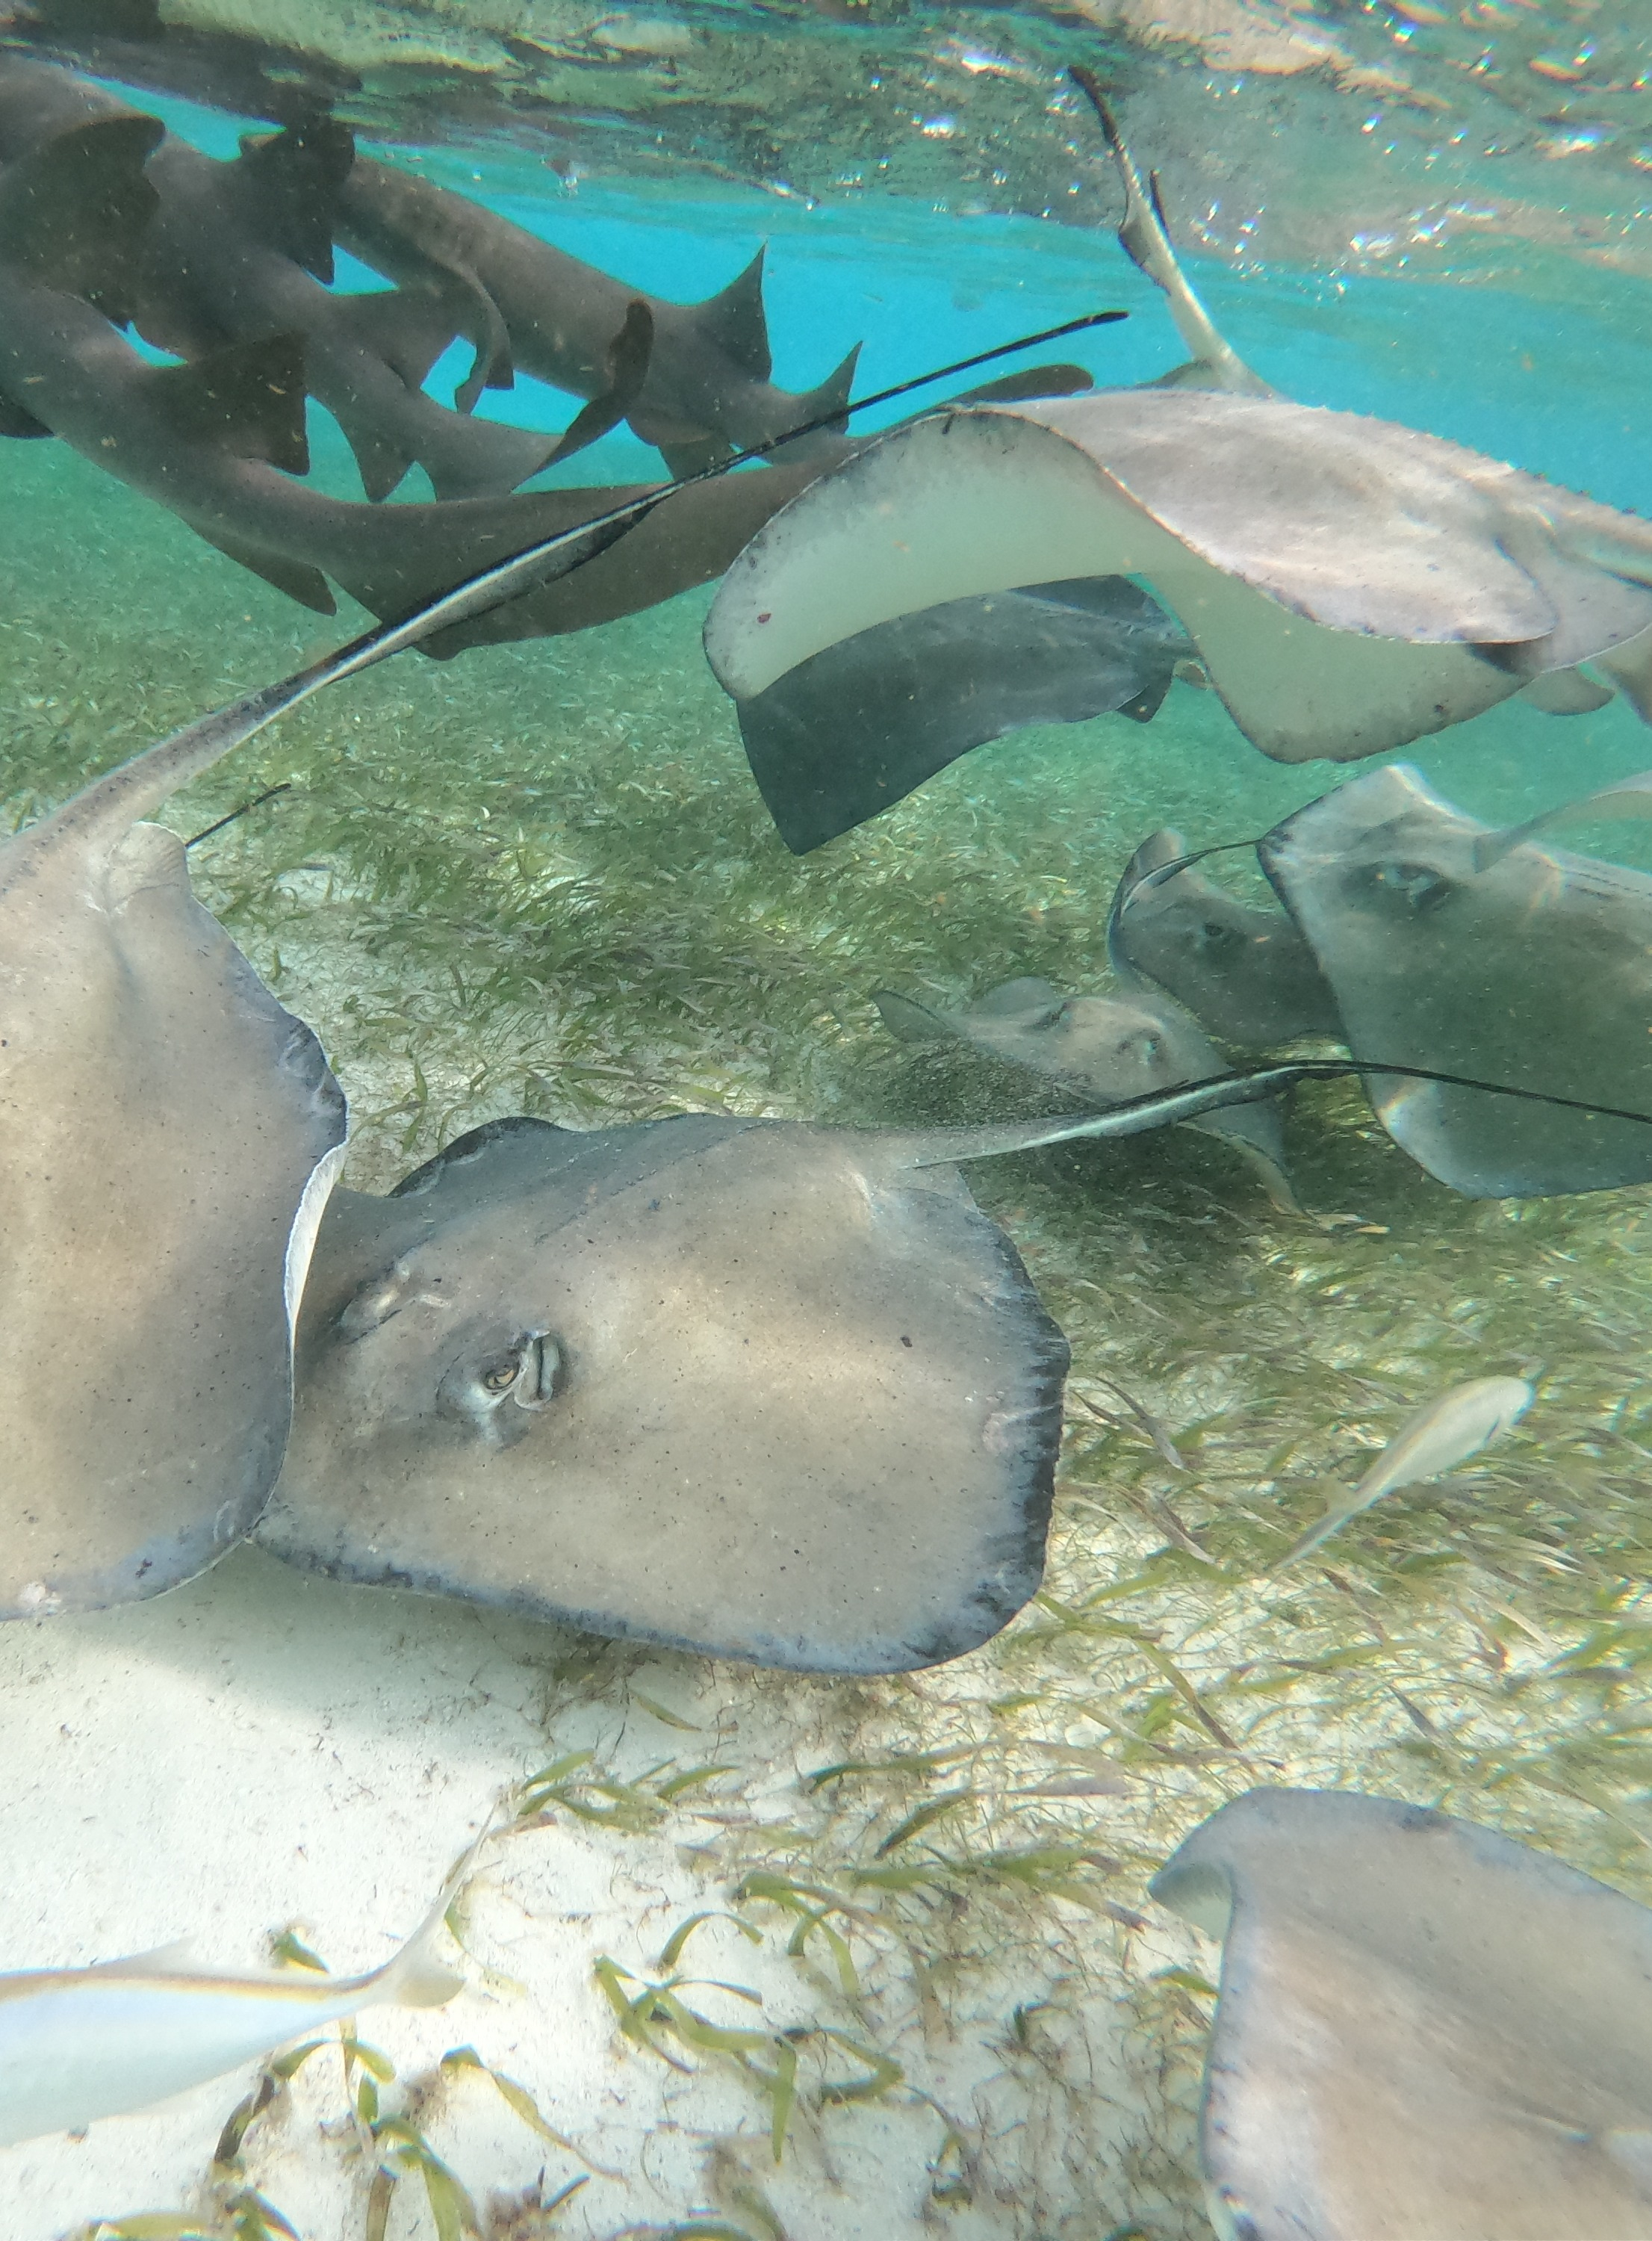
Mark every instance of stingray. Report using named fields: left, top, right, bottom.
left=1108, top=828, right=1342, bottom=1049
left=703, top=384, right=1652, bottom=773
left=0, top=338, right=1140, bottom=1623
left=0, top=62, right=557, bottom=502
left=1257, top=763, right=1652, bottom=1197
left=255, top=1113, right=1075, bottom=1674
left=0, top=436, right=801, bottom=1619
left=1152, top=1786, right=1652, bottom=2241
left=873, top=975, right=1297, bottom=1208
left=736, top=574, right=1192, bottom=854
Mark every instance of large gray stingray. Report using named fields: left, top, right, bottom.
left=703, top=385, right=1652, bottom=772
left=256, top=1114, right=1073, bottom=1674
left=873, top=975, right=1297, bottom=1208
left=1153, top=1787, right=1652, bottom=2241
left=736, top=574, right=1192, bottom=855
left=1108, top=828, right=1342, bottom=1050
left=1258, top=764, right=1652, bottom=1197
left=0, top=437, right=809, bottom=1619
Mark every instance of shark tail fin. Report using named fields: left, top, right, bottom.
left=331, top=286, right=459, bottom=395
left=147, top=332, right=311, bottom=475
left=693, top=245, right=772, bottom=381
left=789, top=340, right=861, bottom=437
left=235, top=118, right=356, bottom=283
left=0, top=114, right=162, bottom=317
left=548, top=297, right=654, bottom=465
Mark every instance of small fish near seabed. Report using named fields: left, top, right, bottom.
left=0, top=1858, right=466, bottom=2151
left=1152, top=1787, right=1652, bottom=2240
left=1107, top=829, right=1342, bottom=1050
left=1275, top=1375, right=1533, bottom=1568
left=872, top=976, right=1298, bottom=1210
left=256, top=1112, right=1074, bottom=1676
left=1257, top=764, right=1652, bottom=1199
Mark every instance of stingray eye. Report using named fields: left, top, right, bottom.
left=1367, top=860, right=1456, bottom=913
left=438, top=1328, right=566, bottom=1438
left=1196, top=917, right=1240, bottom=953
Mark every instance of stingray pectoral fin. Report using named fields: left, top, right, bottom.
left=1518, top=666, right=1615, bottom=716
left=704, top=410, right=1522, bottom=768
left=0, top=821, right=347, bottom=1617
left=263, top=1120, right=1065, bottom=1674
left=872, top=989, right=954, bottom=1044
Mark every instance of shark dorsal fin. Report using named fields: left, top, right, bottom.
left=234, top=118, right=357, bottom=284
left=146, top=332, right=310, bottom=474
left=792, top=341, right=860, bottom=435
left=693, top=247, right=772, bottom=381
left=0, top=114, right=161, bottom=317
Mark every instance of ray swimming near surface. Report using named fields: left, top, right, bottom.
left=736, top=574, right=1190, bottom=855
left=702, top=383, right=1652, bottom=775
left=1152, top=1788, right=1652, bottom=2241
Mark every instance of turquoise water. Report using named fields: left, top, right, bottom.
left=6, top=17, right=1652, bottom=2237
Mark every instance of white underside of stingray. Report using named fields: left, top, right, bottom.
left=704, top=391, right=1652, bottom=766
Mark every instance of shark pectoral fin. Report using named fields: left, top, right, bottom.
left=147, top=333, right=311, bottom=476
left=192, top=527, right=337, bottom=613
left=1597, top=624, right=1652, bottom=722
left=655, top=434, right=739, bottom=480
left=233, top=118, right=356, bottom=284
left=547, top=297, right=655, bottom=467
left=0, top=114, right=162, bottom=317
left=692, top=244, right=774, bottom=382
left=331, top=286, right=459, bottom=395
left=0, top=390, right=50, bottom=439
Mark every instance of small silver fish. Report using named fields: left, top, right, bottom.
left=1276, top=1375, right=1534, bottom=1569
left=0, top=1863, right=465, bottom=2148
